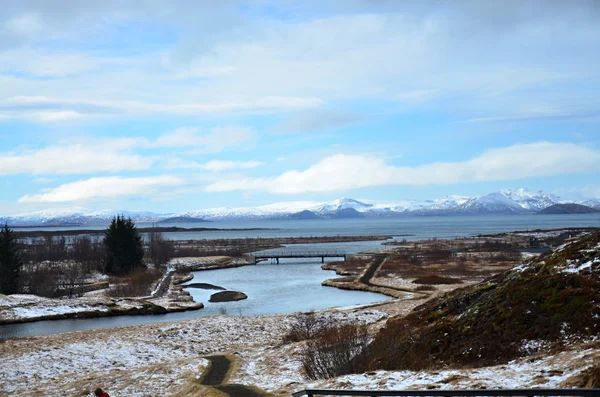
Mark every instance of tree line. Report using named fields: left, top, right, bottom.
left=0, top=216, right=174, bottom=296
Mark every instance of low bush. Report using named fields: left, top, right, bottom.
left=412, top=275, right=463, bottom=285
left=301, top=322, right=370, bottom=380
left=414, top=285, right=437, bottom=291
left=107, top=268, right=163, bottom=297
left=283, top=312, right=323, bottom=343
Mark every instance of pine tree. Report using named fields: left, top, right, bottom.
left=0, top=224, right=22, bottom=294
left=103, top=216, right=145, bottom=275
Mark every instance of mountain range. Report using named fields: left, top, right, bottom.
left=2, top=188, right=600, bottom=227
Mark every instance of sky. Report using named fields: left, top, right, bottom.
left=1, top=0, right=599, bottom=215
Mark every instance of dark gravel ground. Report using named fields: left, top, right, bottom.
left=201, top=355, right=270, bottom=397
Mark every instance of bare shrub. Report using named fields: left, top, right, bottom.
left=147, top=229, right=175, bottom=266
left=71, top=235, right=104, bottom=271
left=284, top=312, right=322, bottom=343
left=107, top=268, right=163, bottom=297
left=414, top=285, right=437, bottom=291
left=173, top=246, right=244, bottom=257
left=490, top=250, right=521, bottom=261
left=20, top=262, right=61, bottom=297
left=61, top=261, right=86, bottom=294
left=412, top=275, right=462, bottom=285
left=301, top=322, right=370, bottom=380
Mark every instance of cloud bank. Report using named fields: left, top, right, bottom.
left=205, top=142, right=600, bottom=194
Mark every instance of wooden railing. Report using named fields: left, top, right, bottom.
left=292, top=389, right=600, bottom=397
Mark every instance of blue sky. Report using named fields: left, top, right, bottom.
left=1, top=0, right=599, bottom=214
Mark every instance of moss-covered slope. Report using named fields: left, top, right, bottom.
left=369, top=232, right=600, bottom=370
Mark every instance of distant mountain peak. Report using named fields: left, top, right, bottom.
left=2, top=188, right=600, bottom=226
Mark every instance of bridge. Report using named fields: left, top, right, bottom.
left=251, top=251, right=348, bottom=264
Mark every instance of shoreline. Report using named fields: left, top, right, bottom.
left=13, top=226, right=278, bottom=238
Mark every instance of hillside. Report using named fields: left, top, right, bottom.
left=539, top=203, right=600, bottom=214
left=368, top=231, right=600, bottom=370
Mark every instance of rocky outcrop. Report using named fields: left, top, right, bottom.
left=208, top=291, right=248, bottom=302
left=183, top=283, right=226, bottom=290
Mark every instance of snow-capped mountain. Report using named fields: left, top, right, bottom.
left=2, top=189, right=599, bottom=226
left=0, top=208, right=171, bottom=227
left=499, top=188, right=560, bottom=211
left=311, top=197, right=374, bottom=213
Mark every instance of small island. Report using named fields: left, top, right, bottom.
left=209, top=291, right=248, bottom=302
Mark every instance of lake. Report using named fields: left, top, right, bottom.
left=14, top=213, right=600, bottom=241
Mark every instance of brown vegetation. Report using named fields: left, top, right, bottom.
left=412, top=275, right=462, bottom=285
left=288, top=313, right=371, bottom=380
left=107, top=268, right=163, bottom=297
left=364, top=232, right=600, bottom=371
left=283, top=312, right=324, bottom=343
left=377, top=237, right=522, bottom=284
left=322, top=258, right=371, bottom=276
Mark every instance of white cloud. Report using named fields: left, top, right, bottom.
left=33, top=110, right=85, bottom=122
left=0, top=127, right=260, bottom=176
left=0, top=144, right=152, bottom=175
left=201, top=160, right=263, bottom=171
left=272, top=109, right=365, bottom=134
left=155, top=126, right=255, bottom=153
left=457, top=109, right=600, bottom=124
left=163, top=158, right=264, bottom=171
left=0, top=50, right=101, bottom=77
left=19, top=175, right=184, bottom=203
left=205, top=142, right=600, bottom=194
left=197, top=160, right=263, bottom=171
left=5, top=13, right=43, bottom=36
left=0, top=95, right=324, bottom=121
left=2, top=3, right=599, bottom=122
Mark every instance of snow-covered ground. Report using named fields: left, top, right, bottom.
left=313, top=343, right=598, bottom=391
left=0, top=294, right=111, bottom=321
left=2, top=302, right=597, bottom=397
left=169, top=255, right=252, bottom=270
left=0, top=286, right=200, bottom=324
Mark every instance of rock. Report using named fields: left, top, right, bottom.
left=183, top=283, right=226, bottom=290
left=209, top=291, right=248, bottom=302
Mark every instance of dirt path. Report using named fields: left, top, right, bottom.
left=358, top=254, right=430, bottom=298
left=358, top=254, right=387, bottom=285
left=201, top=355, right=269, bottom=397
left=201, top=355, right=231, bottom=386
left=146, top=269, right=174, bottom=300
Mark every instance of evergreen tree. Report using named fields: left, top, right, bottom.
left=103, top=216, right=144, bottom=274
left=0, top=224, right=22, bottom=294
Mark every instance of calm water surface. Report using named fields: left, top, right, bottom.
left=0, top=242, right=387, bottom=339
left=15, top=214, right=600, bottom=241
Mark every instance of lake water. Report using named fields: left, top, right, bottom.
left=158, top=213, right=599, bottom=240
left=16, top=213, right=600, bottom=241
left=1, top=214, right=598, bottom=339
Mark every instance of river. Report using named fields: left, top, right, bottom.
left=1, top=214, right=598, bottom=338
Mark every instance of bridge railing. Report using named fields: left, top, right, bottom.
left=292, top=389, right=600, bottom=397
left=251, top=252, right=348, bottom=257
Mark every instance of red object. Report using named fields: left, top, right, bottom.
left=99, top=393, right=109, bottom=397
